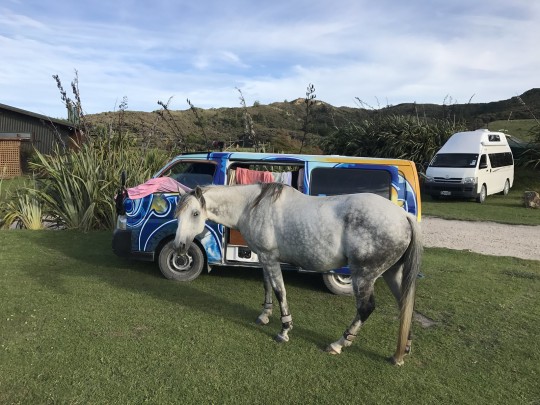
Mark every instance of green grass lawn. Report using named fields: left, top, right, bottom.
left=1, top=230, right=539, bottom=404
left=422, top=168, right=540, bottom=225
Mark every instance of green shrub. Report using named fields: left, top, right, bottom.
left=1, top=135, right=168, bottom=231
left=322, top=114, right=466, bottom=170
left=517, top=123, right=540, bottom=169
left=1, top=186, right=44, bottom=230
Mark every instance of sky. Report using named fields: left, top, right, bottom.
left=1, top=0, right=539, bottom=119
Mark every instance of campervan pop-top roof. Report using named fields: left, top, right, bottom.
left=440, top=129, right=509, bottom=154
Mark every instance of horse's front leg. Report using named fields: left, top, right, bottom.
left=256, top=270, right=273, bottom=325
left=262, top=260, right=292, bottom=343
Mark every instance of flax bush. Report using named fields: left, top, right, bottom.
left=519, top=123, right=540, bottom=169
left=322, top=114, right=466, bottom=171
left=34, top=136, right=168, bottom=231
left=1, top=135, right=168, bottom=231
left=1, top=187, right=44, bottom=230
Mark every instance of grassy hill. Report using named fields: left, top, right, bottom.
left=85, top=89, right=540, bottom=153
left=487, top=119, right=538, bottom=141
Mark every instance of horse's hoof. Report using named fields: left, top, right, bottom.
left=256, top=317, right=269, bottom=326
left=275, top=334, right=289, bottom=343
left=325, top=345, right=341, bottom=355
left=390, top=356, right=404, bottom=366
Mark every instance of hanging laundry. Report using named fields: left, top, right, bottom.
left=235, top=167, right=275, bottom=184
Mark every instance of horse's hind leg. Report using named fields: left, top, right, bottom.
left=256, top=270, right=274, bottom=325
left=382, top=264, right=413, bottom=354
left=326, top=273, right=376, bottom=355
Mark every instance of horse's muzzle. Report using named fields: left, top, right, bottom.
left=175, top=240, right=188, bottom=255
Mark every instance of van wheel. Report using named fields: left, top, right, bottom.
left=322, top=273, right=353, bottom=295
left=502, top=179, right=510, bottom=195
left=476, top=184, right=487, bottom=203
left=158, top=240, right=204, bottom=281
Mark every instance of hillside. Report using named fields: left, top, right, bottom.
left=85, top=88, right=540, bottom=153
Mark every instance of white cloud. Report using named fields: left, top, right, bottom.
left=0, top=0, right=538, bottom=118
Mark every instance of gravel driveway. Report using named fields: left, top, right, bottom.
left=421, top=217, right=540, bottom=261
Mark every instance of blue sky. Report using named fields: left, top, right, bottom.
left=1, top=0, right=539, bottom=119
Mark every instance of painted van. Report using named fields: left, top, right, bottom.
left=112, top=152, right=422, bottom=294
left=424, top=129, right=514, bottom=203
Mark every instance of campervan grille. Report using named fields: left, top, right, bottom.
left=433, top=177, right=462, bottom=183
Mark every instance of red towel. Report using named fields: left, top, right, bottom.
left=235, top=167, right=275, bottom=184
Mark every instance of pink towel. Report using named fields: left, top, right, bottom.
left=235, top=167, right=275, bottom=184
left=127, top=177, right=191, bottom=199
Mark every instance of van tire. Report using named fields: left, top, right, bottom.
left=501, top=179, right=510, bottom=195
left=158, top=240, right=204, bottom=282
left=476, top=184, right=487, bottom=203
left=322, top=273, right=353, bottom=295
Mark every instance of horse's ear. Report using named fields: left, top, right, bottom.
left=177, top=186, right=186, bottom=195
left=194, top=186, right=203, bottom=200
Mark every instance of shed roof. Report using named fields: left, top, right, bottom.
left=0, top=102, right=75, bottom=130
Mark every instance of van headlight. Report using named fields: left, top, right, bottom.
left=116, top=215, right=127, bottom=230
left=425, top=176, right=434, bottom=183
left=462, top=177, right=477, bottom=184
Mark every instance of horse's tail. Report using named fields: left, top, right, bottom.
left=393, top=214, right=423, bottom=366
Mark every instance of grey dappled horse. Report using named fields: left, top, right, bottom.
left=174, top=183, right=422, bottom=365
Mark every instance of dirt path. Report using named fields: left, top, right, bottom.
left=421, top=217, right=540, bottom=261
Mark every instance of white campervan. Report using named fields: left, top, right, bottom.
left=425, top=129, right=514, bottom=203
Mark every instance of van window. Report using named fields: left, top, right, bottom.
left=162, top=161, right=216, bottom=188
left=488, top=134, right=501, bottom=142
left=228, top=162, right=303, bottom=188
left=310, top=168, right=391, bottom=198
left=430, top=153, right=479, bottom=168
left=488, top=152, right=513, bottom=168
left=479, top=154, right=488, bottom=169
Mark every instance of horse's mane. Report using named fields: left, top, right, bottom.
left=176, top=184, right=284, bottom=216
left=251, top=183, right=285, bottom=209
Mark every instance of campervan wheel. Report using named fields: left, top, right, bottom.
left=322, top=273, right=353, bottom=295
left=158, top=240, right=204, bottom=281
left=476, top=184, right=487, bottom=203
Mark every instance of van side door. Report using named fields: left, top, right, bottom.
left=477, top=154, right=493, bottom=195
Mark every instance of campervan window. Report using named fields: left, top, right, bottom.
left=430, top=153, right=479, bottom=168
left=488, top=152, right=513, bottom=168
left=310, top=168, right=391, bottom=198
left=228, top=162, right=303, bottom=188
left=163, top=161, right=216, bottom=188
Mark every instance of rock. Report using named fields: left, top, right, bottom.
left=523, top=191, right=540, bottom=208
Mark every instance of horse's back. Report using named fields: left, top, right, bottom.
left=269, top=190, right=412, bottom=271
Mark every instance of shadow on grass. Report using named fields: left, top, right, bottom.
left=23, top=230, right=385, bottom=362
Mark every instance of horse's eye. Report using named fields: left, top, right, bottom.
left=193, top=210, right=199, bottom=217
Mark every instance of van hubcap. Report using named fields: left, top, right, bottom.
left=169, top=252, right=193, bottom=272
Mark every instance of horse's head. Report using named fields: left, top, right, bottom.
left=174, top=186, right=208, bottom=254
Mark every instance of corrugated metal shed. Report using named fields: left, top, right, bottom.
left=0, top=103, right=80, bottom=178
left=0, top=103, right=76, bottom=154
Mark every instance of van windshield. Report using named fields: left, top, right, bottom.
left=430, top=153, right=479, bottom=168
left=161, top=162, right=216, bottom=189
